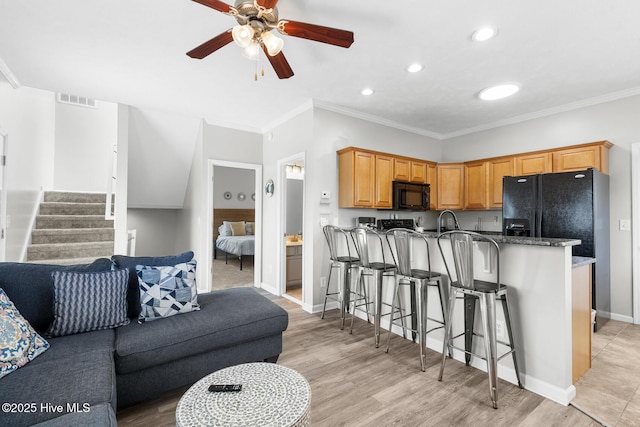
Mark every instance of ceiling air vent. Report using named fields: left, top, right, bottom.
left=57, top=93, right=97, bottom=108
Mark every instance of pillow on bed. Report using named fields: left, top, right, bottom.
left=229, top=221, right=246, bottom=236
left=245, top=222, right=254, bottom=235
left=218, top=223, right=232, bottom=236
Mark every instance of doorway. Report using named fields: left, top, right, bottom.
left=0, top=129, right=7, bottom=261
left=278, top=153, right=305, bottom=305
left=207, top=160, right=262, bottom=293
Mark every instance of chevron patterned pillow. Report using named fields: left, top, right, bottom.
left=46, top=269, right=130, bottom=337
left=136, top=260, right=199, bottom=324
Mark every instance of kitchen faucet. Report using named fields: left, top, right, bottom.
left=437, top=210, right=461, bottom=234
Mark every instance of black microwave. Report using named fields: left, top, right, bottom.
left=393, top=181, right=430, bottom=210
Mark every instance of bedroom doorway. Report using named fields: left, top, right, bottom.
left=208, top=160, right=262, bottom=292
left=279, top=154, right=305, bottom=305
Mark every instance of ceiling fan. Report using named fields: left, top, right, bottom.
left=187, top=0, right=354, bottom=79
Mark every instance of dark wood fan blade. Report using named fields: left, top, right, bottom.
left=278, top=20, right=354, bottom=48
left=262, top=45, right=294, bottom=79
left=192, top=0, right=232, bottom=13
left=187, top=31, right=234, bottom=59
left=257, top=0, right=279, bottom=8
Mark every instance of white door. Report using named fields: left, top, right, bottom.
left=0, top=130, right=7, bottom=261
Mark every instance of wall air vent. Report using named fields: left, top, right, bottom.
left=57, top=93, right=97, bottom=108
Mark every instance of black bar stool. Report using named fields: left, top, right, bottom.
left=385, top=228, right=448, bottom=371
left=436, top=230, right=522, bottom=409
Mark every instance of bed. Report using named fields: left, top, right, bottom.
left=213, top=209, right=256, bottom=271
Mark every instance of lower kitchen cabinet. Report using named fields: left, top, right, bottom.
left=572, top=263, right=592, bottom=383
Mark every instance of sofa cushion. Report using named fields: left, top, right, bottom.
left=136, top=260, right=199, bottom=323
left=0, top=259, right=113, bottom=332
left=111, top=251, right=194, bottom=318
left=0, top=329, right=116, bottom=426
left=32, top=403, right=117, bottom=427
left=46, top=269, right=129, bottom=337
left=115, top=287, right=288, bottom=374
left=0, top=288, right=49, bottom=379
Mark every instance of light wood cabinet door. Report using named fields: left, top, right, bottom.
left=464, top=161, right=488, bottom=210
left=488, top=157, right=515, bottom=209
left=427, top=164, right=437, bottom=210
left=375, top=154, right=393, bottom=209
left=515, top=152, right=552, bottom=175
left=393, top=157, right=410, bottom=181
left=338, top=149, right=375, bottom=208
left=437, top=163, right=464, bottom=210
left=572, top=264, right=592, bottom=383
left=553, top=143, right=610, bottom=173
left=410, top=160, right=427, bottom=184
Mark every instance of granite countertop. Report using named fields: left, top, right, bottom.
left=572, top=256, right=596, bottom=267
left=418, top=230, right=581, bottom=247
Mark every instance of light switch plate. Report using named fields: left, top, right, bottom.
left=619, top=219, right=631, bottom=231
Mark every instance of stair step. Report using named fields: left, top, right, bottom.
left=35, top=215, right=114, bottom=230
left=40, top=202, right=107, bottom=216
left=27, top=256, right=112, bottom=266
left=27, top=242, right=114, bottom=261
left=44, top=191, right=110, bottom=204
left=32, top=228, right=115, bottom=244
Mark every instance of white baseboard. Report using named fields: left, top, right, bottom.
left=606, top=312, right=634, bottom=324
left=260, top=282, right=279, bottom=296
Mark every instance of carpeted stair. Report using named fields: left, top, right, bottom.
left=27, top=191, right=115, bottom=265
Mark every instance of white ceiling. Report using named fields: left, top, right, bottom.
left=2, top=0, right=640, bottom=138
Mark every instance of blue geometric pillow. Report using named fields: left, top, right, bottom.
left=0, top=288, right=49, bottom=379
left=46, top=269, right=130, bottom=337
left=136, top=261, right=199, bottom=323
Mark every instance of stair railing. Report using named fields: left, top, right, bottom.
left=105, top=144, right=117, bottom=220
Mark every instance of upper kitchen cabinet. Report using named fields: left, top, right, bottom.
left=338, top=148, right=375, bottom=208
left=394, top=157, right=428, bottom=184
left=464, top=161, right=489, bottom=210
left=437, top=163, right=464, bottom=210
left=427, top=164, right=437, bottom=210
left=375, top=154, right=394, bottom=209
left=338, top=147, right=393, bottom=209
left=552, top=141, right=612, bottom=174
left=515, top=152, right=552, bottom=176
left=488, top=156, right=515, bottom=209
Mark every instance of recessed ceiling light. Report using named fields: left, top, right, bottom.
left=361, top=88, right=374, bottom=96
left=406, top=64, right=423, bottom=73
left=472, top=26, right=498, bottom=42
left=479, top=83, right=520, bottom=101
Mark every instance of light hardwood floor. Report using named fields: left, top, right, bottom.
left=117, top=293, right=602, bottom=427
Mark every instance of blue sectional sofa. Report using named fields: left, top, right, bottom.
left=0, top=253, right=289, bottom=426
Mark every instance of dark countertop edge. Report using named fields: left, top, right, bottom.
left=572, top=256, right=596, bottom=268
left=419, top=231, right=581, bottom=247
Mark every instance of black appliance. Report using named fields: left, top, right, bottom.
left=392, top=181, right=430, bottom=211
left=503, top=218, right=531, bottom=236
left=502, top=168, right=610, bottom=330
left=377, top=218, right=415, bottom=231
left=356, top=216, right=376, bottom=228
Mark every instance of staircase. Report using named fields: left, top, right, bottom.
left=27, top=191, right=115, bottom=265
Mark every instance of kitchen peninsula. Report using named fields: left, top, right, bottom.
left=366, top=231, right=587, bottom=406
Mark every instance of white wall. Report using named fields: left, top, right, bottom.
left=213, top=166, right=256, bottom=209
left=0, top=80, right=55, bottom=261
left=127, top=208, right=180, bottom=256
left=443, top=94, right=640, bottom=321
left=54, top=100, right=117, bottom=192
left=127, top=108, right=200, bottom=208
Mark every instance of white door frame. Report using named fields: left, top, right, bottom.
left=0, top=129, right=7, bottom=261
left=206, top=159, right=263, bottom=292
left=277, top=152, right=305, bottom=302
left=631, top=142, right=640, bottom=324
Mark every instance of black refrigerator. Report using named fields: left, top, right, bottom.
left=502, top=168, right=610, bottom=330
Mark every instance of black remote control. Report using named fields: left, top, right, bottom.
left=208, top=384, right=242, bottom=392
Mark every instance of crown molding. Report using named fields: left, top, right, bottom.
left=0, top=56, right=21, bottom=89
left=312, top=100, right=445, bottom=140
left=442, top=86, right=640, bottom=139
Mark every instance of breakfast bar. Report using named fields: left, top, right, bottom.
left=363, top=231, right=585, bottom=406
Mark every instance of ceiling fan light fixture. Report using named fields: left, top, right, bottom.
left=241, top=41, right=261, bottom=60
left=262, top=31, right=284, bottom=56
left=232, top=24, right=255, bottom=48
left=478, top=83, right=520, bottom=101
